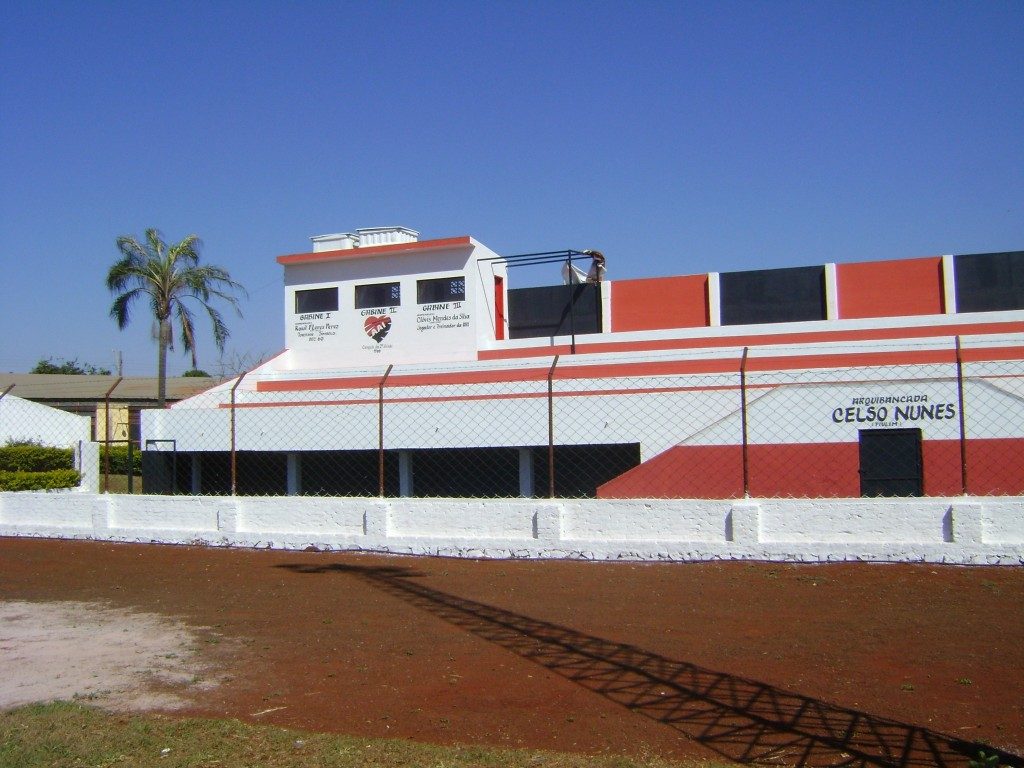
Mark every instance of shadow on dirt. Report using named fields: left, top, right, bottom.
left=276, top=562, right=1021, bottom=768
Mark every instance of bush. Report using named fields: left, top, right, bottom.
left=0, top=469, right=80, bottom=491
left=100, top=444, right=142, bottom=475
left=0, top=443, right=75, bottom=472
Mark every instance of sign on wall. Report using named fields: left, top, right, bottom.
left=830, top=394, right=958, bottom=428
left=294, top=312, right=340, bottom=343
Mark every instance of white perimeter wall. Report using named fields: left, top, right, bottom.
left=1, top=490, right=1021, bottom=565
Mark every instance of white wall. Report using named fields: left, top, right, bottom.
left=282, top=243, right=499, bottom=369
left=147, top=335, right=1024, bottom=458
left=1, top=492, right=1021, bottom=565
left=0, top=394, right=90, bottom=447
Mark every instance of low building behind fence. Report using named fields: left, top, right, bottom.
left=123, top=339, right=1022, bottom=500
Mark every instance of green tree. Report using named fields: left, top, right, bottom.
left=31, top=357, right=112, bottom=375
left=182, top=369, right=211, bottom=377
left=106, top=229, right=245, bottom=407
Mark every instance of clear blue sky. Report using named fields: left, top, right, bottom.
left=1, top=1, right=1021, bottom=376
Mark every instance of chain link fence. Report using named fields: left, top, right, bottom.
left=2, top=342, right=1022, bottom=499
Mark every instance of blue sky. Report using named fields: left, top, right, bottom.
left=1, top=1, right=1021, bottom=376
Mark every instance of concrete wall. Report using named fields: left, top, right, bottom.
left=1, top=491, right=1021, bottom=564
left=0, top=394, right=91, bottom=447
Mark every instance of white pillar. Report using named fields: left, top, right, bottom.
left=941, top=255, right=957, bottom=314
left=398, top=451, right=414, bottom=497
left=600, top=281, right=612, bottom=333
left=824, top=262, right=839, bottom=320
left=78, top=441, right=100, bottom=494
left=286, top=453, right=302, bottom=496
left=190, top=454, right=202, bottom=495
left=707, top=272, right=721, bottom=326
left=518, top=447, right=534, bottom=498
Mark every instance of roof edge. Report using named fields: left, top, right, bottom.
left=277, top=236, right=474, bottom=266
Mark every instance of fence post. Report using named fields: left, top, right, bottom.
left=740, top=347, right=750, bottom=498
left=229, top=370, right=250, bottom=496
left=0, top=383, right=13, bottom=401
left=547, top=354, right=560, bottom=498
left=564, top=255, right=577, bottom=354
left=102, top=377, right=123, bottom=494
left=378, top=364, right=393, bottom=497
left=955, top=336, right=968, bottom=494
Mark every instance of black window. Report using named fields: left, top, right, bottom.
left=355, top=282, right=401, bottom=309
left=720, top=265, right=826, bottom=325
left=295, top=287, right=338, bottom=313
left=418, top=276, right=466, bottom=304
left=954, top=251, right=1024, bottom=313
left=508, top=284, right=602, bottom=339
left=859, top=428, right=923, bottom=497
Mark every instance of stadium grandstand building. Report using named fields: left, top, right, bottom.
left=142, top=227, right=1024, bottom=499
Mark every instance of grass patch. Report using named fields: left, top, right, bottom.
left=0, top=702, right=724, bottom=768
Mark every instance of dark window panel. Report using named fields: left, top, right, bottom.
left=720, top=265, right=826, bottom=325
left=355, top=282, right=401, bottom=309
left=417, top=276, right=466, bottom=304
left=508, top=284, right=602, bottom=339
left=531, top=443, right=642, bottom=498
left=954, top=251, right=1024, bottom=313
left=295, top=287, right=339, bottom=314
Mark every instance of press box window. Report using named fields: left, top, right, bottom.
left=418, top=276, right=466, bottom=304
left=355, top=282, right=401, bottom=309
left=295, top=287, right=338, bottom=314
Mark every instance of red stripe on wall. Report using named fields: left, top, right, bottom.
left=597, top=438, right=1024, bottom=499
left=478, top=320, right=1024, bottom=361
left=258, top=345, right=1022, bottom=393
left=965, top=438, right=1024, bottom=495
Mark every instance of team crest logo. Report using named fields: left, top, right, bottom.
left=363, top=315, right=392, bottom=343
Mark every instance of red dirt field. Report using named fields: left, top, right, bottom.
left=1, top=536, right=1022, bottom=767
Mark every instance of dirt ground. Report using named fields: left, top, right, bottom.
left=1, top=537, right=1022, bottom=767
left=0, top=600, right=222, bottom=711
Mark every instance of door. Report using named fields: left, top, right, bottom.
left=859, top=428, right=924, bottom=497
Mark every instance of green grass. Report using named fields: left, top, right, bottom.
left=0, top=702, right=726, bottom=768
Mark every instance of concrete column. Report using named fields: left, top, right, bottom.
left=942, top=255, right=957, bottom=314
left=190, top=454, right=202, bottom=495
left=286, top=453, right=302, bottom=496
left=600, top=281, right=612, bottom=333
left=78, top=441, right=100, bottom=494
left=727, top=502, right=761, bottom=544
left=824, top=263, right=839, bottom=320
left=398, top=451, right=414, bottom=497
left=518, top=447, right=534, bottom=498
left=707, top=272, right=721, bottom=326
left=948, top=502, right=984, bottom=545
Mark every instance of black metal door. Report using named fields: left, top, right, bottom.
left=859, top=428, right=924, bottom=497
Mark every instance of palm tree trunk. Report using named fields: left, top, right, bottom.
left=157, top=318, right=169, bottom=408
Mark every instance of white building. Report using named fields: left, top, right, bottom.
left=143, top=229, right=1024, bottom=499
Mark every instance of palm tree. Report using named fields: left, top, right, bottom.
left=106, top=228, right=246, bottom=407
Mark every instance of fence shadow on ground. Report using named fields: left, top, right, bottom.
left=275, top=562, right=1021, bottom=768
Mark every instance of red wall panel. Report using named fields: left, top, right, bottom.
left=922, top=439, right=963, bottom=496
left=837, top=257, right=944, bottom=319
left=611, top=275, right=709, bottom=333
left=967, top=438, right=1024, bottom=495
left=747, top=443, right=860, bottom=498
left=598, top=437, right=1022, bottom=499
left=597, top=445, right=743, bottom=499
